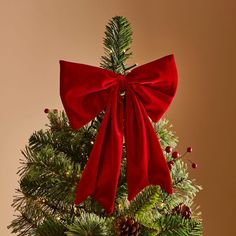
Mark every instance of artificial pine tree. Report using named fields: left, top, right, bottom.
left=9, top=16, right=202, bottom=236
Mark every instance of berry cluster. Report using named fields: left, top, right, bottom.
left=44, top=108, right=58, bottom=114
left=165, top=146, right=197, bottom=170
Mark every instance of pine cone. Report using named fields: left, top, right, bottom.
left=172, top=203, right=191, bottom=219
left=114, top=216, right=141, bottom=236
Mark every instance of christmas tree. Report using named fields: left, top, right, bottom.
left=9, top=16, right=202, bottom=236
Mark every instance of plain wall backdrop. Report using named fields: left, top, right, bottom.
left=1, top=0, right=236, bottom=235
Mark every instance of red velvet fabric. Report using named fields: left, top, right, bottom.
left=60, top=54, right=178, bottom=214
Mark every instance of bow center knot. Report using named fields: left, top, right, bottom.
left=117, top=75, right=127, bottom=95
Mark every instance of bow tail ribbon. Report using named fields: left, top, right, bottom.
left=75, top=87, right=173, bottom=213
left=75, top=87, right=124, bottom=213
left=125, top=90, right=172, bottom=201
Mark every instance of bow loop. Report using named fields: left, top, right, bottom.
left=127, top=55, right=178, bottom=122
left=60, top=60, right=118, bottom=130
left=60, top=54, right=178, bottom=214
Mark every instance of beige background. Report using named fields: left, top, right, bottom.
left=1, top=0, right=236, bottom=235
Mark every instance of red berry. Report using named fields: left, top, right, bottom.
left=44, top=108, right=50, bottom=113
left=172, top=151, right=180, bottom=159
left=53, top=109, right=58, bottom=113
left=192, top=163, right=197, bottom=169
left=169, top=160, right=174, bottom=165
left=187, top=147, right=193, bottom=153
left=168, top=160, right=174, bottom=170
left=165, top=146, right=172, bottom=153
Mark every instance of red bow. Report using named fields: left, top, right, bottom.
left=60, top=54, right=178, bottom=214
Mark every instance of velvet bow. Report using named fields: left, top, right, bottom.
left=60, top=54, right=178, bottom=214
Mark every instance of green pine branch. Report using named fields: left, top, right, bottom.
left=29, top=111, right=96, bottom=166
left=172, top=161, right=202, bottom=199
left=154, top=119, right=178, bottom=151
left=126, top=186, right=160, bottom=218
left=157, top=215, right=202, bottom=236
left=66, top=212, right=111, bottom=236
left=100, top=16, right=133, bottom=74
left=36, top=218, right=67, bottom=236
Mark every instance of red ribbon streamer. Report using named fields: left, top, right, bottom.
left=60, top=54, right=178, bottom=214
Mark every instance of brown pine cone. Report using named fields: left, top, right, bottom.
left=114, top=215, right=141, bottom=236
left=172, top=203, right=191, bottom=219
